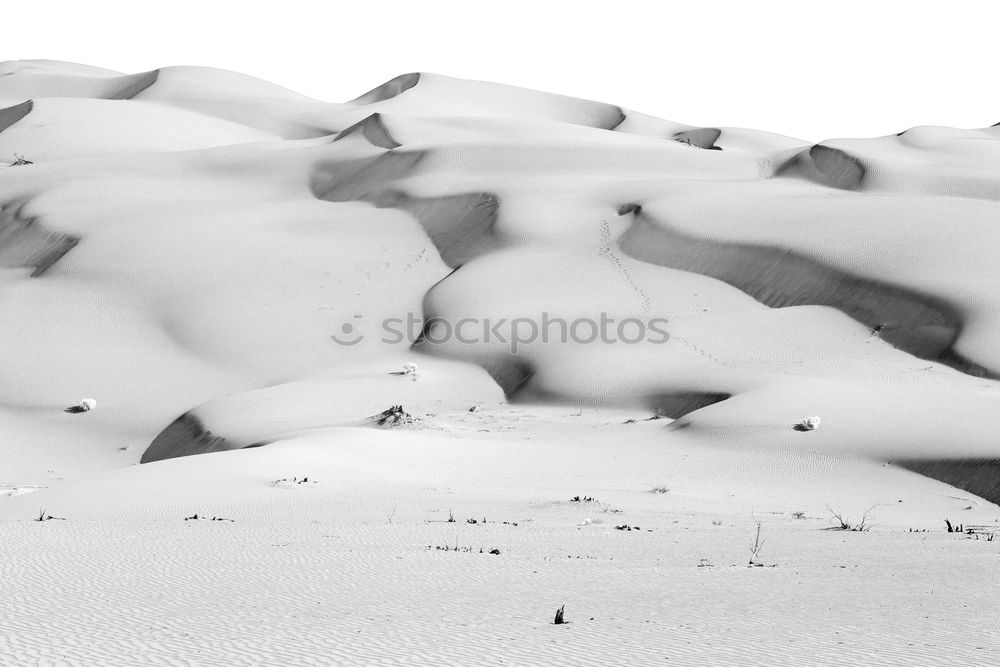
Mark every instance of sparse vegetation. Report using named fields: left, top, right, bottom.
left=569, top=495, right=622, bottom=514
left=958, top=524, right=996, bottom=541
left=427, top=538, right=500, bottom=554
left=553, top=605, right=566, bottom=625
left=272, top=476, right=314, bottom=486
left=748, top=519, right=765, bottom=566
left=369, top=405, right=417, bottom=427
left=624, top=414, right=667, bottom=424
left=429, top=543, right=475, bottom=553
left=11, top=153, right=33, bottom=166
left=793, top=416, right=821, bottom=432
left=791, top=511, right=806, bottom=520
left=63, top=398, right=96, bottom=414
left=826, top=504, right=877, bottom=531
left=614, top=524, right=640, bottom=531
left=389, top=362, right=419, bottom=378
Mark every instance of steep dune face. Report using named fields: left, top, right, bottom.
left=0, top=100, right=33, bottom=133
left=782, top=144, right=866, bottom=189
left=332, top=113, right=402, bottom=149
left=618, top=211, right=965, bottom=369
left=673, top=127, right=723, bottom=150
left=141, top=413, right=233, bottom=463
left=0, top=202, right=79, bottom=276
left=349, top=73, right=421, bottom=104
left=3, top=62, right=1000, bottom=503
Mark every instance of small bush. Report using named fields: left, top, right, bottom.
left=748, top=520, right=765, bottom=566
left=369, top=405, right=417, bottom=427
left=793, top=416, right=821, bottom=432
left=826, top=504, right=877, bottom=531
left=553, top=605, right=566, bottom=625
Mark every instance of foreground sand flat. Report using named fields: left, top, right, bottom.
left=2, top=60, right=1000, bottom=664
left=5, top=519, right=998, bottom=665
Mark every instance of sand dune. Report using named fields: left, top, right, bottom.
left=5, top=62, right=999, bottom=477
left=3, top=61, right=1000, bottom=665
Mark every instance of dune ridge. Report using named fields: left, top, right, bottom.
left=617, top=210, right=982, bottom=375
left=314, top=150, right=501, bottom=267
left=104, top=69, right=160, bottom=100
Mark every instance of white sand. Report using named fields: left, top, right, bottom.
left=2, top=60, right=999, bottom=665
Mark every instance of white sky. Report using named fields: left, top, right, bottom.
left=5, top=0, right=998, bottom=141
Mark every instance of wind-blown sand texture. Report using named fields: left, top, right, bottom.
left=2, top=60, right=999, bottom=665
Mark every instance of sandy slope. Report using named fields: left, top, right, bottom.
left=2, top=60, right=1000, bottom=664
